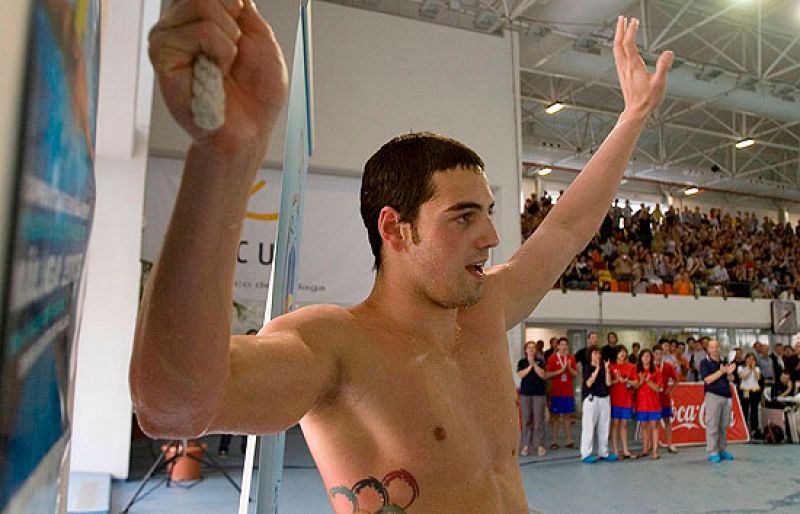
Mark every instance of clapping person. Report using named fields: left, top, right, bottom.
left=609, top=346, right=637, bottom=459
left=517, top=342, right=548, bottom=457
left=700, top=340, right=737, bottom=463
left=547, top=337, right=578, bottom=450
left=579, top=347, right=616, bottom=463
left=634, top=349, right=663, bottom=459
left=653, top=344, right=679, bottom=454
left=737, top=352, right=762, bottom=437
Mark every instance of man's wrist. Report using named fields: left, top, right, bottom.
left=618, top=109, right=650, bottom=130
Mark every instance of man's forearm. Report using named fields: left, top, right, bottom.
left=541, top=112, right=648, bottom=253
left=130, top=142, right=267, bottom=436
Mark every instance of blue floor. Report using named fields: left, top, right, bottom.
left=111, top=426, right=800, bottom=513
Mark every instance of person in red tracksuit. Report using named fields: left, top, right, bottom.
left=654, top=344, right=679, bottom=454
left=609, top=346, right=637, bottom=459
left=634, top=349, right=663, bottom=459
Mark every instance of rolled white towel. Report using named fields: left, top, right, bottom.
left=191, top=54, right=225, bottom=130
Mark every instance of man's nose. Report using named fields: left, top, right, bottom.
left=478, top=218, right=499, bottom=249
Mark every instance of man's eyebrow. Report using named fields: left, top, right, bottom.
left=445, top=201, right=495, bottom=213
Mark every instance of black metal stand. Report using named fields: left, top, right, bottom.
left=120, top=439, right=243, bottom=513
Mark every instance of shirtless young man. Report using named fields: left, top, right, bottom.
left=131, top=2, right=672, bottom=512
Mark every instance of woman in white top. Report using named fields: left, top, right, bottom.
left=738, top=352, right=761, bottom=436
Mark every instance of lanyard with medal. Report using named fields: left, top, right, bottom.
left=558, top=353, right=568, bottom=382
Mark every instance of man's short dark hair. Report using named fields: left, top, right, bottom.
left=360, top=132, right=484, bottom=270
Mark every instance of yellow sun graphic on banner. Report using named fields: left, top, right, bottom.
left=245, top=180, right=279, bottom=221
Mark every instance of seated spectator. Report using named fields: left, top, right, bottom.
left=765, top=371, right=797, bottom=409
left=612, top=253, right=635, bottom=282
left=708, top=259, right=729, bottom=286
left=673, top=271, right=694, bottom=296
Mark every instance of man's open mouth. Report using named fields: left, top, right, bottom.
left=466, top=263, right=486, bottom=279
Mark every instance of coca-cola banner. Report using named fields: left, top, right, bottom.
left=660, top=383, right=749, bottom=446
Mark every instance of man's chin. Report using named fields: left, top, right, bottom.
left=433, top=287, right=483, bottom=310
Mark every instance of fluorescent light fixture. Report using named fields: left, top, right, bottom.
left=735, top=138, right=755, bottom=149
left=684, top=187, right=700, bottom=196
left=537, top=167, right=553, bottom=176
left=544, top=102, right=565, bottom=114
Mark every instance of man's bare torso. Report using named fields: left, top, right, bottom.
left=294, top=298, right=527, bottom=513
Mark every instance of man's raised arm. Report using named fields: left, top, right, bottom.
left=129, top=0, right=295, bottom=438
left=498, top=17, right=674, bottom=329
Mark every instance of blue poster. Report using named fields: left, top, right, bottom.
left=254, top=4, right=314, bottom=513
left=0, top=1, right=100, bottom=512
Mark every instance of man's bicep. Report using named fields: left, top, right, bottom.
left=497, top=224, right=583, bottom=329
left=207, top=329, right=339, bottom=435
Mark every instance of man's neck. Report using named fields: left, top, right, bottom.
left=362, top=274, right=460, bottom=349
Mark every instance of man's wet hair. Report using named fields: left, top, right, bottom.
left=360, top=132, right=484, bottom=270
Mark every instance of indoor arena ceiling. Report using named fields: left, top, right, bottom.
left=324, top=0, right=800, bottom=203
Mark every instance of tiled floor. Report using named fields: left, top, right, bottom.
left=111, top=425, right=800, bottom=513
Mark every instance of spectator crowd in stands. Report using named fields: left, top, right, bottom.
left=521, top=193, right=800, bottom=299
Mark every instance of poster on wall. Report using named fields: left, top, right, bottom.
left=141, top=159, right=375, bottom=332
left=140, top=158, right=285, bottom=334
left=0, top=1, right=101, bottom=512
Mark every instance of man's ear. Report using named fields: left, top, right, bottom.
left=378, top=207, right=409, bottom=252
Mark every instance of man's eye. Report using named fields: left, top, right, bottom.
left=457, top=213, right=472, bottom=224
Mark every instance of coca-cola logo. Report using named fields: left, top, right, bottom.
left=673, top=398, right=736, bottom=431
left=673, top=401, right=704, bottom=430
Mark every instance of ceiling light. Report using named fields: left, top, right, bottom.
left=735, top=138, right=755, bottom=149
left=537, top=167, right=552, bottom=176
left=695, top=66, right=724, bottom=81
left=525, top=23, right=551, bottom=41
left=573, top=37, right=601, bottom=55
left=544, top=102, right=565, bottom=114
left=419, top=0, right=442, bottom=19
left=684, top=187, right=700, bottom=196
left=473, top=10, right=500, bottom=31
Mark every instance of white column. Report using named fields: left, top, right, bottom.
left=70, top=0, right=159, bottom=479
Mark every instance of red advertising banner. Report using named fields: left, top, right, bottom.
left=659, top=383, right=749, bottom=446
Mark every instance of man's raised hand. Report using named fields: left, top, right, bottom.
left=613, top=16, right=673, bottom=121
left=149, top=0, right=288, bottom=155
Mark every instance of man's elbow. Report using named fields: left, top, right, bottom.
left=135, top=410, right=208, bottom=440
left=130, top=380, right=221, bottom=440
left=134, top=394, right=213, bottom=439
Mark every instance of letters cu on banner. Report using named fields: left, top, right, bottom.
left=659, top=383, right=749, bottom=446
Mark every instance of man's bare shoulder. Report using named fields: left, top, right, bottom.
left=258, top=303, right=377, bottom=352
left=262, top=303, right=357, bottom=335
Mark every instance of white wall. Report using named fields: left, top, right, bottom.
left=309, top=2, right=520, bottom=262
left=529, top=289, right=781, bottom=329
left=0, top=0, right=32, bottom=315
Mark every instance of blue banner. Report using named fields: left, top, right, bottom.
left=0, top=1, right=100, bottom=512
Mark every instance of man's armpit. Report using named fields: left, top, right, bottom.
left=328, top=469, right=419, bottom=513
